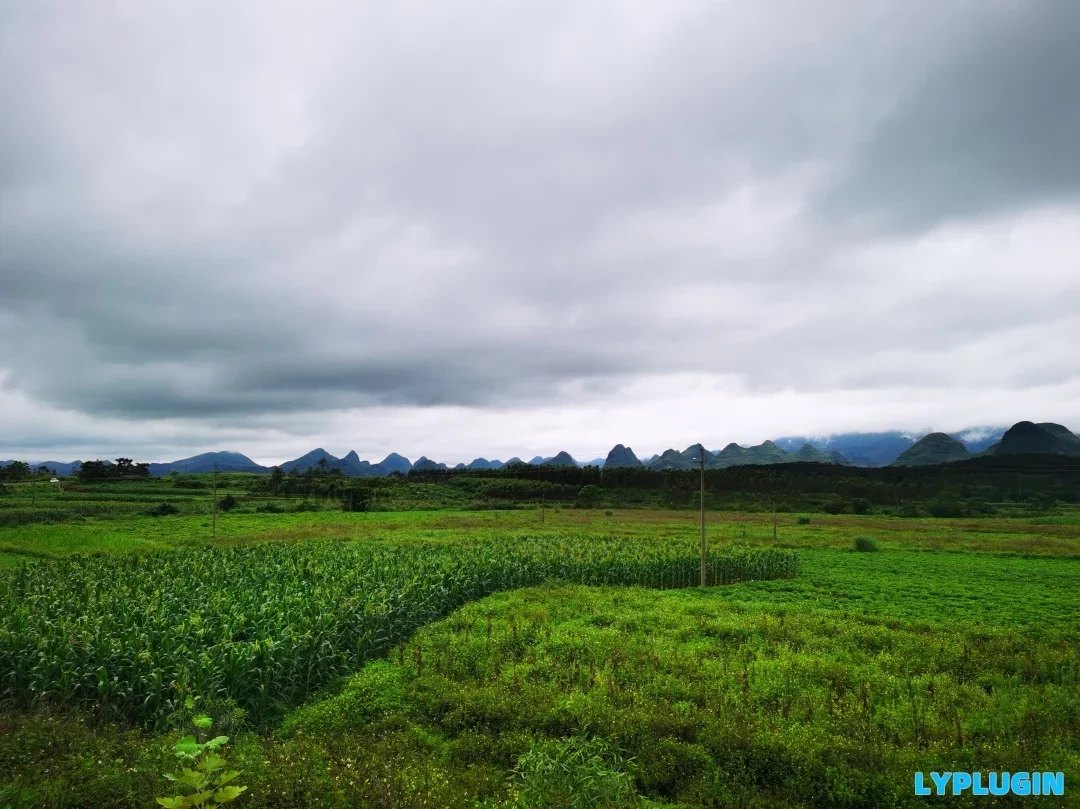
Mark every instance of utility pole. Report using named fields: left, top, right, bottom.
left=699, top=443, right=706, bottom=587
left=211, top=463, right=218, bottom=541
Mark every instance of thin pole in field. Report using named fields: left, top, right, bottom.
left=699, top=443, right=706, bottom=587
left=211, top=463, right=218, bottom=540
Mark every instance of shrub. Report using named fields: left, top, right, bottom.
left=853, top=536, right=879, bottom=552
left=926, top=493, right=963, bottom=518
left=851, top=497, right=871, bottom=515
left=148, top=502, right=181, bottom=517
left=215, top=494, right=239, bottom=512
left=796, top=516, right=811, bottom=525
left=821, top=498, right=847, bottom=515
left=576, top=485, right=604, bottom=508
left=505, top=736, right=641, bottom=808
left=896, top=502, right=927, bottom=518
left=340, top=490, right=370, bottom=512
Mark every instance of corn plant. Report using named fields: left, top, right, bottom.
left=0, top=538, right=797, bottom=726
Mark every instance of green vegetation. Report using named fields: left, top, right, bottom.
left=852, top=536, right=879, bottom=552
left=0, top=537, right=795, bottom=728
left=155, top=712, right=246, bottom=809
left=0, top=474, right=1077, bottom=807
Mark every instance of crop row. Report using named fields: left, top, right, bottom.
left=0, top=538, right=796, bottom=727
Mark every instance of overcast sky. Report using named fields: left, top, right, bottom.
left=2, top=1, right=1078, bottom=465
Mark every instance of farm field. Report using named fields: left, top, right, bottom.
left=0, top=481, right=1077, bottom=807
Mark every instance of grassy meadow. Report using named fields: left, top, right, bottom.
left=0, top=476, right=1077, bottom=807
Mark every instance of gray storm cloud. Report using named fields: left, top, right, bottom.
left=1, top=1, right=1078, bottom=459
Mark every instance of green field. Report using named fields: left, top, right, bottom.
left=0, top=479, right=1077, bottom=807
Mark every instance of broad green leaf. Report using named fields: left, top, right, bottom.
left=216, top=770, right=243, bottom=786
left=203, top=735, right=230, bottom=750
left=198, top=752, right=226, bottom=774
left=213, top=785, right=248, bottom=804
left=174, top=737, right=202, bottom=759
left=155, top=798, right=190, bottom=809
left=177, top=768, right=208, bottom=789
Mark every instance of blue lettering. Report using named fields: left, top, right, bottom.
left=914, top=772, right=931, bottom=796
left=989, top=772, right=1010, bottom=796
left=952, top=772, right=972, bottom=795
left=914, top=770, right=1061, bottom=799
left=1042, top=772, right=1064, bottom=797
left=1012, top=772, right=1031, bottom=796
left=971, top=772, right=988, bottom=796
left=930, top=772, right=951, bottom=794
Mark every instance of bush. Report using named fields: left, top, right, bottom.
left=851, top=497, right=871, bottom=515
left=821, top=498, right=847, bottom=515
left=216, top=494, right=239, bottom=512
left=896, top=502, right=927, bottom=518
left=148, top=502, right=181, bottom=517
left=853, top=536, right=879, bottom=552
left=926, top=493, right=963, bottom=518
left=505, top=736, right=641, bottom=808
left=796, top=516, right=811, bottom=525
left=340, top=490, right=370, bottom=512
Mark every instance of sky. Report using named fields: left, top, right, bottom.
left=1, top=1, right=1079, bottom=466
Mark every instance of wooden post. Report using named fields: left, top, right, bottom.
left=211, top=464, right=218, bottom=540
left=699, top=443, right=706, bottom=587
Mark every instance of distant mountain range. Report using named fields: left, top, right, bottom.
left=773, top=427, right=1006, bottom=467
left=5, top=422, right=1077, bottom=477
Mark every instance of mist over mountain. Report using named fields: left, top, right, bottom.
left=891, top=433, right=971, bottom=467
left=775, top=428, right=1006, bottom=467
left=792, top=444, right=834, bottom=464
left=7, top=423, right=1072, bottom=478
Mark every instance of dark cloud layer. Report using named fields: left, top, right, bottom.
left=1, top=1, right=1078, bottom=460
left=824, top=3, right=1080, bottom=230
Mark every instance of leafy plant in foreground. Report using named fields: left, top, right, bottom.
left=504, top=736, right=641, bottom=808
left=156, top=713, right=246, bottom=809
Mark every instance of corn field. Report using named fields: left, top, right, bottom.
left=0, top=538, right=797, bottom=727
